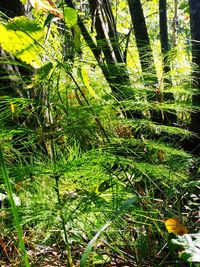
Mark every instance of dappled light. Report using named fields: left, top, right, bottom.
left=0, top=0, right=199, bottom=266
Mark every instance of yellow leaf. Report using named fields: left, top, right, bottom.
left=10, top=100, right=15, bottom=113
left=0, top=17, right=44, bottom=68
left=164, top=218, right=188, bottom=235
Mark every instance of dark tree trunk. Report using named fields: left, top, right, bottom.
left=89, top=0, right=124, bottom=64
left=128, top=0, right=169, bottom=125
left=189, top=0, right=200, bottom=138
left=127, top=0, right=155, bottom=80
left=159, top=0, right=170, bottom=74
left=159, top=0, right=177, bottom=125
left=128, top=0, right=176, bottom=126
left=172, top=0, right=178, bottom=47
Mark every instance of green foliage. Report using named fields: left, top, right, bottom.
left=0, top=16, right=44, bottom=68
left=63, top=7, right=78, bottom=28
left=0, top=0, right=199, bottom=266
left=0, top=145, right=30, bottom=267
left=80, top=67, right=99, bottom=99
left=80, top=221, right=111, bottom=267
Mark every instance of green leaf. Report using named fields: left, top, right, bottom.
left=7, top=17, right=41, bottom=32
left=63, top=7, right=78, bottom=28
left=80, top=221, right=111, bottom=267
left=0, top=16, right=44, bottom=68
left=172, top=234, right=200, bottom=263
left=73, top=24, right=81, bottom=50
left=20, top=0, right=27, bottom=4
left=80, top=68, right=99, bottom=99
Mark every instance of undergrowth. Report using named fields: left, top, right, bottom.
left=0, top=3, right=199, bottom=267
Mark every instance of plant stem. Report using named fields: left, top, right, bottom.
left=50, top=134, right=74, bottom=267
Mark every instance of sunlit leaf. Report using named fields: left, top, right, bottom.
left=80, top=68, right=99, bottom=99
left=63, top=7, right=78, bottom=28
left=10, top=100, right=15, bottom=114
left=73, top=24, right=81, bottom=50
left=0, top=16, right=44, bottom=68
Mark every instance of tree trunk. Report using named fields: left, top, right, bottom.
left=159, top=0, right=177, bottom=125
left=87, top=0, right=130, bottom=97
left=128, top=0, right=169, bottom=125
left=189, top=0, right=200, bottom=136
left=159, top=0, right=170, bottom=74
left=65, top=0, right=142, bottom=118
left=127, top=0, right=155, bottom=81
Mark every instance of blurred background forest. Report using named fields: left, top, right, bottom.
left=0, top=0, right=199, bottom=266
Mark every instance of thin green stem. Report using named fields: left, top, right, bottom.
left=49, top=123, right=74, bottom=267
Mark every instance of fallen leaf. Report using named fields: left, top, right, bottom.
left=164, top=218, right=188, bottom=235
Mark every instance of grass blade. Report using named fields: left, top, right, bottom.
left=0, top=144, right=30, bottom=267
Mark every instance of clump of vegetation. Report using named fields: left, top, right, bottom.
left=0, top=0, right=199, bottom=266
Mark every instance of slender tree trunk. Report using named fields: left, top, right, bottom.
left=189, top=0, right=200, bottom=137
left=127, top=0, right=156, bottom=81
left=159, top=0, right=177, bottom=125
left=159, top=0, right=170, bottom=75
left=89, top=0, right=124, bottom=64
left=127, top=0, right=170, bottom=125
left=87, top=0, right=130, bottom=95
left=172, top=0, right=178, bottom=47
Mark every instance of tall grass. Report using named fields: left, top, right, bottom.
left=0, top=2, right=198, bottom=266
left=0, top=144, right=30, bottom=267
